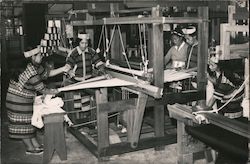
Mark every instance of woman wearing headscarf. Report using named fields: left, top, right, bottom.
left=164, top=26, right=189, bottom=70
left=186, top=55, right=248, bottom=164
left=182, top=25, right=198, bottom=69
left=6, top=45, right=70, bottom=155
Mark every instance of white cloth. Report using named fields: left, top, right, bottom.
left=32, top=96, right=65, bottom=128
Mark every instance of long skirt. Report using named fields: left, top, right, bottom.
left=6, top=85, right=36, bottom=139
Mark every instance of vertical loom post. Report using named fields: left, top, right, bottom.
left=43, top=113, right=67, bottom=164
left=96, top=88, right=109, bottom=156
left=151, top=6, right=165, bottom=150
left=197, top=6, right=209, bottom=106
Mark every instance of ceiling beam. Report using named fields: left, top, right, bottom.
left=72, top=16, right=204, bottom=26
left=21, top=0, right=233, bottom=3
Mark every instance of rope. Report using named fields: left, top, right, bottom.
left=70, top=112, right=120, bottom=128
left=66, top=106, right=97, bottom=114
left=104, top=25, right=109, bottom=51
left=117, top=25, right=137, bottom=81
left=138, top=24, right=145, bottom=62
left=103, top=25, right=109, bottom=59
left=102, top=25, right=107, bottom=58
left=138, top=23, right=148, bottom=73
left=97, top=25, right=104, bottom=51
left=186, top=42, right=198, bottom=69
left=106, top=25, right=116, bottom=53
left=142, top=23, right=148, bottom=72
left=186, top=45, right=194, bottom=69
left=193, top=75, right=249, bottom=116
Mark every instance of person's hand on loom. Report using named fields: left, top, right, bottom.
left=63, top=64, right=71, bottom=73
left=67, top=70, right=75, bottom=78
left=48, top=88, right=60, bottom=95
left=98, top=64, right=112, bottom=79
left=195, top=114, right=209, bottom=124
left=63, top=64, right=76, bottom=79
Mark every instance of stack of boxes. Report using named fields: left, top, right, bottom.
left=40, top=20, right=61, bottom=57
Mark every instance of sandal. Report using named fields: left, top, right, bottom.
left=26, top=149, right=43, bottom=155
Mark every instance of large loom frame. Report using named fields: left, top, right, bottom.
left=64, top=6, right=209, bottom=161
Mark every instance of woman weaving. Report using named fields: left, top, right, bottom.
left=164, top=26, right=189, bottom=70
left=187, top=54, right=248, bottom=164
left=6, top=45, right=70, bottom=155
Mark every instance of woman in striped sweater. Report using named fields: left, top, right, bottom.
left=6, top=45, right=69, bottom=155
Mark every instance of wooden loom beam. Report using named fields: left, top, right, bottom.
left=72, top=16, right=203, bottom=26
left=168, top=103, right=250, bottom=163
left=151, top=6, right=165, bottom=151
left=220, top=23, right=249, bottom=60
left=107, top=70, right=163, bottom=99
left=97, top=90, right=205, bottom=113
left=66, top=5, right=210, bottom=159
left=167, top=104, right=210, bottom=163
left=202, top=113, right=250, bottom=139
left=96, top=88, right=109, bottom=152
left=130, top=92, right=148, bottom=148
left=197, top=6, right=209, bottom=105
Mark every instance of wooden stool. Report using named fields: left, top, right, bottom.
left=43, top=113, right=67, bottom=164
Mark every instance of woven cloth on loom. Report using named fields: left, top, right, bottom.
left=185, top=117, right=249, bottom=163
left=164, top=69, right=195, bottom=82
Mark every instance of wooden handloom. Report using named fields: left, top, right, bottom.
left=220, top=23, right=249, bottom=60
left=62, top=6, right=209, bottom=160
left=168, top=104, right=250, bottom=163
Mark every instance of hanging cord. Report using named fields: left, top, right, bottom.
left=193, top=75, right=249, bottom=116
left=96, top=25, right=104, bottom=53
left=186, top=42, right=198, bottom=69
left=186, top=45, right=194, bottom=69
left=70, top=112, right=119, bottom=128
left=117, top=25, right=138, bottom=81
left=66, top=106, right=97, bottom=114
left=138, top=24, right=145, bottom=66
left=138, top=23, right=149, bottom=73
left=142, top=23, right=148, bottom=72
left=103, top=25, right=109, bottom=60
left=102, top=25, right=107, bottom=58
left=104, top=25, right=109, bottom=52
left=105, top=25, right=117, bottom=54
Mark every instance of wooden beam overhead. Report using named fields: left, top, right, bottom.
left=21, top=0, right=123, bottom=3
left=20, top=0, right=232, bottom=6
left=125, top=1, right=209, bottom=8
left=72, top=16, right=204, bottom=26
left=21, top=0, right=234, bottom=2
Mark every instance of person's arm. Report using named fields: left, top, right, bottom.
left=207, top=66, right=217, bottom=85
left=48, top=64, right=71, bottom=77
left=53, top=46, right=71, bottom=58
left=90, top=48, right=106, bottom=73
left=207, top=73, right=217, bottom=85
left=29, top=73, right=59, bottom=95
left=40, top=88, right=59, bottom=95
left=207, top=96, right=216, bottom=108
left=62, top=49, right=78, bottom=78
